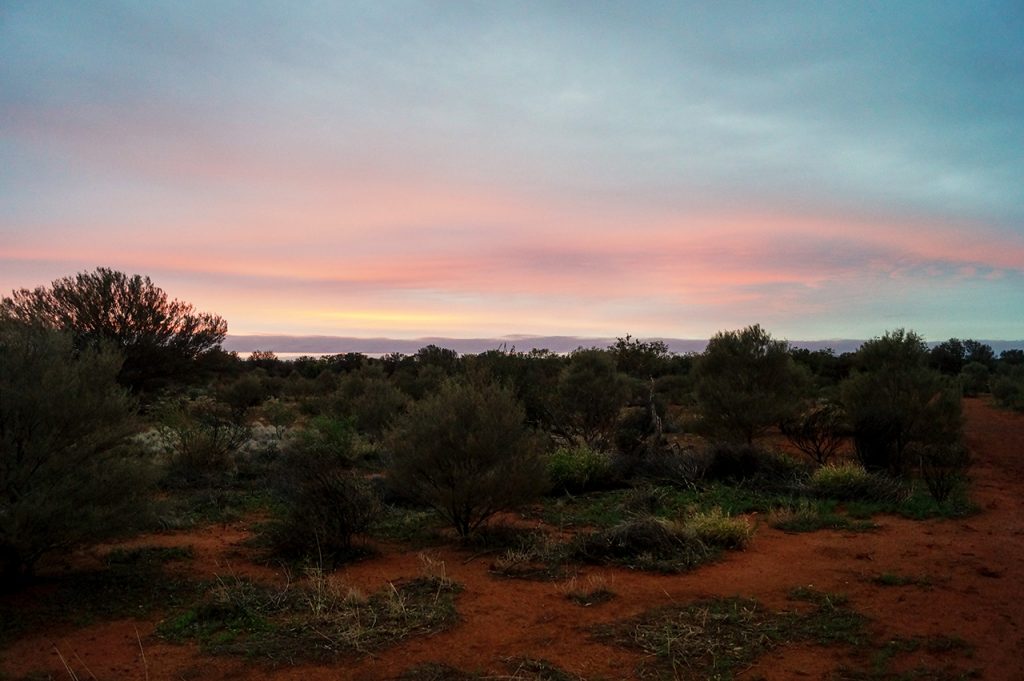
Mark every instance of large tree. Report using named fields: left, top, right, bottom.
left=0, top=268, right=227, bottom=391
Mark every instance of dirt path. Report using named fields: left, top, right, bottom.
left=3, top=398, right=1022, bottom=680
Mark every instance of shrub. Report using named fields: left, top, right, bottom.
left=704, top=442, right=806, bottom=486
left=551, top=349, right=631, bottom=449
left=780, top=401, right=846, bottom=465
left=571, top=516, right=712, bottom=572
left=159, top=397, right=250, bottom=484
left=546, top=444, right=613, bottom=494
left=270, top=468, right=379, bottom=562
left=0, top=322, right=152, bottom=586
left=386, top=379, right=546, bottom=537
left=807, top=463, right=908, bottom=503
left=694, top=325, right=807, bottom=443
left=913, top=442, right=970, bottom=504
left=841, top=330, right=962, bottom=475
left=958, top=362, right=990, bottom=397
left=686, top=508, right=753, bottom=549
left=991, top=366, right=1024, bottom=411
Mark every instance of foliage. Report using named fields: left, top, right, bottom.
left=550, top=349, right=631, bottom=449
left=958, top=362, right=990, bottom=397
left=546, top=444, right=614, bottom=494
left=0, top=267, right=226, bottom=391
left=780, top=400, right=847, bottom=465
left=991, top=365, right=1024, bottom=411
left=340, top=371, right=410, bottom=439
left=807, top=463, right=909, bottom=503
left=912, top=441, right=971, bottom=504
left=386, top=379, right=546, bottom=537
left=269, top=467, right=379, bottom=563
left=158, top=397, right=250, bottom=484
left=608, top=334, right=670, bottom=379
left=703, top=442, right=806, bottom=486
left=571, top=516, right=714, bottom=572
left=694, top=324, right=807, bottom=443
left=841, top=329, right=962, bottom=475
left=0, top=321, right=151, bottom=586
left=686, top=507, right=753, bottom=549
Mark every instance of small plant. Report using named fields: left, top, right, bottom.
left=769, top=500, right=875, bottom=533
left=685, top=507, right=753, bottom=549
left=914, top=442, right=971, bottom=504
left=807, top=463, right=909, bottom=503
left=571, top=516, right=713, bottom=572
left=159, top=397, right=250, bottom=484
left=781, top=401, right=847, bottom=465
left=546, top=444, right=613, bottom=494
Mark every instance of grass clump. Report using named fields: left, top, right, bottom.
left=546, top=444, right=614, bottom=494
left=597, top=590, right=866, bottom=680
left=686, top=507, right=753, bottom=549
left=570, top=516, right=713, bottom=572
left=807, top=463, right=909, bottom=503
left=159, top=572, right=460, bottom=661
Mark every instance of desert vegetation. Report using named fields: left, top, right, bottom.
left=1, top=267, right=1018, bottom=679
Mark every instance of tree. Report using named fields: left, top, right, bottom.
left=386, top=379, right=545, bottom=537
left=841, top=329, right=962, bottom=475
left=0, top=321, right=150, bottom=586
left=551, top=348, right=631, bottom=449
left=609, top=334, right=670, bottom=379
left=694, top=325, right=807, bottom=443
left=1, top=268, right=227, bottom=391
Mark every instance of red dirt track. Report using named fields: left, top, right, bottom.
left=3, top=398, right=1022, bottom=680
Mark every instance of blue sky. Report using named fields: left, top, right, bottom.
left=2, top=1, right=1022, bottom=340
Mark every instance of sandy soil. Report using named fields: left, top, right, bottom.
left=3, top=398, right=1021, bottom=680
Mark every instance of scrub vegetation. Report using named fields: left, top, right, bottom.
left=0, top=268, right=1008, bottom=679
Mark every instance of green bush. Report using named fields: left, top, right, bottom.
left=913, top=442, right=970, bottom=504
left=386, top=379, right=546, bottom=537
left=807, top=463, right=908, bottom=503
left=991, top=366, right=1024, bottom=410
left=704, top=442, right=806, bottom=486
left=159, top=397, right=250, bottom=484
left=780, top=401, right=846, bottom=465
left=572, top=516, right=712, bottom=571
left=686, top=508, right=753, bottom=549
left=0, top=322, right=152, bottom=585
left=546, top=444, right=613, bottom=493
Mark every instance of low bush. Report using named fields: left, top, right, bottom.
left=571, top=516, right=712, bottom=572
left=686, top=508, right=753, bottom=549
left=546, top=444, right=614, bottom=494
left=781, top=401, right=846, bottom=465
left=807, top=462, right=909, bottom=503
left=913, top=442, right=970, bottom=504
left=991, top=367, right=1024, bottom=411
left=159, top=397, right=250, bottom=484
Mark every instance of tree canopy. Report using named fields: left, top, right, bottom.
left=0, top=268, right=227, bottom=391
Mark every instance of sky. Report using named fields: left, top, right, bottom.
left=2, top=1, right=1022, bottom=342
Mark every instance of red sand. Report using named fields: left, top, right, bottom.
left=3, top=398, right=1021, bottom=680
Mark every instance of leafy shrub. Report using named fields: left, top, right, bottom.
left=807, top=463, right=909, bottom=503
left=0, top=322, right=152, bottom=585
left=551, top=349, right=631, bottom=449
left=991, top=366, right=1024, bottom=411
left=912, top=442, right=970, bottom=504
left=546, top=444, right=613, bottom=493
left=958, top=362, right=990, bottom=397
left=694, top=325, right=807, bottom=443
left=387, top=379, right=546, bottom=537
left=270, top=469, right=379, bottom=562
left=841, top=329, right=963, bottom=475
left=159, top=397, right=250, bottom=484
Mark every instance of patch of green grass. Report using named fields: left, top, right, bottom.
left=561, top=574, right=615, bottom=607
left=571, top=516, right=717, bottom=573
left=154, top=487, right=275, bottom=529
left=158, top=573, right=461, bottom=662
left=596, top=591, right=867, bottom=680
